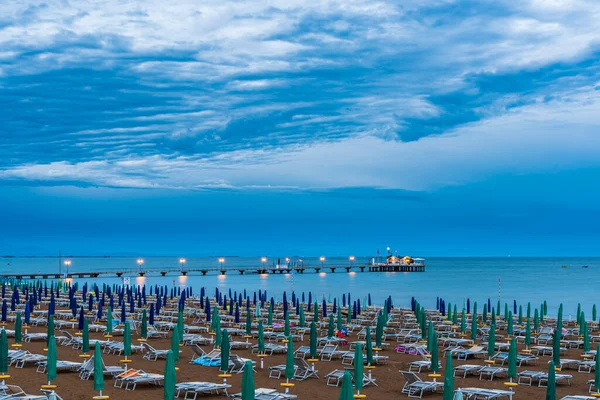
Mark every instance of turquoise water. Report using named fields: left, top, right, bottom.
left=1, top=256, right=597, bottom=316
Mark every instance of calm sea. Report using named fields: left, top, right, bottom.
left=1, top=256, right=596, bottom=317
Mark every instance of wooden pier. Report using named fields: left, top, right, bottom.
left=0, top=261, right=425, bottom=280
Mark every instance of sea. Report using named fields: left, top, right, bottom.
left=1, top=256, right=597, bottom=317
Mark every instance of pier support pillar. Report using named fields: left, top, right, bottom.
left=181, top=271, right=188, bottom=276
left=220, top=270, right=226, bottom=275
left=239, top=270, right=245, bottom=275
left=360, top=267, right=365, bottom=272
left=116, top=273, right=123, bottom=277
left=161, top=272, right=167, bottom=276
left=315, top=268, right=320, bottom=273
left=201, top=270, right=208, bottom=276
left=330, top=268, right=336, bottom=273
left=345, top=267, right=351, bottom=273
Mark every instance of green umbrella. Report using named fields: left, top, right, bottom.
left=336, top=307, right=343, bottom=332
left=546, top=360, right=556, bottom=400
left=313, top=302, right=319, bottom=324
left=328, top=314, right=335, bottom=337
left=93, top=342, right=104, bottom=392
left=285, top=335, right=294, bottom=382
left=171, top=328, right=180, bottom=363
left=163, top=350, right=176, bottom=400
left=268, top=303, right=273, bottom=326
left=507, top=312, right=513, bottom=337
left=177, top=311, right=184, bottom=341
left=583, top=320, right=590, bottom=353
left=309, top=321, right=317, bottom=359
left=420, top=311, right=427, bottom=340
left=491, top=307, right=496, bottom=326
left=427, top=321, right=434, bottom=352
left=346, top=306, right=352, bottom=325
left=460, top=309, right=466, bottom=334
left=214, top=317, right=222, bottom=346
left=338, top=370, right=354, bottom=400
left=447, top=303, right=452, bottom=321
left=14, top=313, right=22, bottom=344
left=241, top=360, right=255, bottom=400
left=557, top=304, right=563, bottom=335
left=47, top=315, right=55, bottom=344
left=487, top=324, right=496, bottom=358
left=220, top=329, right=229, bottom=373
left=470, top=312, right=477, bottom=341
left=577, top=304, right=582, bottom=325
left=0, top=330, right=7, bottom=374
left=47, top=335, right=57, bottom=384
left=257, top=320, right=265, bottom=354
left=284, top=312, right=290, bottom=337
left=524, top=317, right=531, bottom=349
left=482, top=304, right=488, bottom=324
left=354, top=343, right=364, bottom=393
left=442, top=353, right=454, bottom=400
left=552, top=327, right=561, bottom=367
left=375, top=313, right=383, bottom=348
left=504, top=303, right=508, bottom=321
left=82, top=319, right=90, bottom=354
left=594, top=305, right=597, bottom=322
left=452, top=305, right=458, bottom=324
left=106, top=307, right=113, bottom=335
left=507, top=338, right=517, bottom=382
left=594, top=345, right=600, bottom=392
left=245, top=308, right=252, bottom=336
left=534, top=309, right=539, bottom=331
left=123, top=321, right=132, bottom=359
left=580, top=311, right=586, bottom=335
left=518, top=305, right=523, bottom=324
left=365, top=326, right=373, bottom=366
left=141, top=309, right=148, bottom=339
left=299, top=306, right=305, bottom=328
left=211, top=306, right=219, bottom=333
left=430, top=330, right=439, bottom=373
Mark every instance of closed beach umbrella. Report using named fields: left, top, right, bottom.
left=583, top=320, right=590, bottom=353
left=375, top=313, right=383, bottom=348
left=328, top=314, right=335, bottom=337
left=106, top=307, right=113, bottom=335
left=177, top=311, right=184, bottom=341
left=47, top=335, right=57, bottom=384
left=141, top=309, right=148, bottom=339
left=442, top=354, right=454, bottom=400
left=171, top=329, right=180, bottom=362
left=594, top=345, right=600, bottom=392
left=285, top=335, right=294, bottom=381
left=15, top=312, right=22, bottom=344
left=534, top=309, right=539, bottom=331
left=220, top=330, right=229, bottom=373
left=336, top=307, right=343, bottom=331
left=257, top=321, right=265, bottom=354
left=452, top=305, right=458, bottom=324
left=470, top=312, right=477, bottom=341
left=245, top=308, right=252, bottom=336
left=487, top=324, right=496, bottom=358
left=47, top=315, right=54, bottom=344
left=594, top=304, right=597, bottom=322
left=354, top=343, right=364, bottom=393
left=507, top=338, right=517, bottom=381
left=163, top=350, right=176, bottom=400
left=430, top=330, right=439, bottom=373
left=284, top=312, right=290, bottom=337
left=267, top=303, right=273, bottom=326
left=552, top=328, right=561, bottom=366
left=0, top=330, right=7, bottom=374
left=338, top=370, right=353, bottom=400
left=460, top=309, right=466, bottom=333
left=309, top=321, right=317, bottom=359
left=365, top=326, right=373, bottom=366
left=82, top=319, right=90, bottom=354
left=482, top=304, right=488, bottom=324
left=124, top=322, right=132, bottom=358
left=546, top=361, right=556, bottom=400
left=299, top=306, right=305, bottom=328
left=313, top=302, right=319, bottom=324
left=525, top=317, right=531, bottom=348
left=93, top=342, right=104, bottom=393
left=241, top=360, right=255, bottom=400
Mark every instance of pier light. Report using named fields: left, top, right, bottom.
left=319, top=256, right=325, bottom=267
left=285, top=257, right=290, bottom=263
left=64, top=260, right=72, bottom=275
left=137, top=258, right=144, bottom=265
left=349, top=256, right=355, bottom=266
left=218, top=258, right=225, bottom=268
left=261, top=257, right=267, bottom=263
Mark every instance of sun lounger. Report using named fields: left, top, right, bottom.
left=560, top=396, right=597, bottom=400
left=175, top=381, right=231, bottom=399
left=409, top=359, right=441, bottom=373
left=319, top=344, right=346, bottom=361
left=456, top=346, right=486, bottom=360
left=455, top=387, right=514, bottom=399
left=142, top=342, right=170, bottom=361
left=36, top=359, right=83, bottom=373
left=0, top=384, right=51, bottom=399
left=490, top=352, right=537, bottom=366
left=114, top=369, right=164, bottom=390
left=518, top=370, right=572, bottom=387
left=453, top=364, right=483, bottom=378
left=399, top=370, right=444, bottom=398
left=79, top=355, right=125, bottom=380
left=478, top=366, right=507, bottom=381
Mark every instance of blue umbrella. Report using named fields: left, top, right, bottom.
left=149, top=303, right=155, bottom=325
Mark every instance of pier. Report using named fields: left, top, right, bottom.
left=0, top=261, right=425, bottom=280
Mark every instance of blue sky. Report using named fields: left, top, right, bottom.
left=1, top=0, right=600, bottom=256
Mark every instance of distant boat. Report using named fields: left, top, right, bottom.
left=561, top=265, right=568, bottom=268
left=583, top=265, right=590, bottom=269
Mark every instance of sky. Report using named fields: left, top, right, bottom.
left=1, top=0, right=600, bottom=256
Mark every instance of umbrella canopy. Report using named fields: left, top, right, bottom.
left=470, top=312, right=477, bottom=341
left=338, top=370, right=354, bottom=400
left=546, top=360, right=556, bottom=400
left=82, top=319, right=90, bottom=354
left=525, top=317, right=531, bottom=348
left=442, top=353, right=454, bottom=400
left=375, top=312, right=383, bottom=348
left=507, top=338, right=517, bottom=379
left=336, top=307, right=343, bottom=332
left=220, top=330, right=229, bottom=373
left=310, top=321, right=317, bottom=359
left=177, top=311, right=184, bottom=341
left=123, top=322, right=132, bottom=357
left=257, top=320, right=265, bottom=354
left=460, top=309, right=466, bottom=333
left=285, top=335, right=294, bottom=380
left=241, top=360, right=255, bottom=400
left=93, top=342, right=104, bottom=391
left=0, top=330, right=7, bottom=374
left=595, top=344, right=600, bottom=392
left=584, top=320, right=590, bottom=353
left=354, top=343, right=364, bottom=391
left=267, top=303, right=273, bottom=326
left=245, top=308, right=252, bottom=336
left=106, top=307, right=113, bottom=334
left=14, top=312, right=22, bottom=344
left=487, top=324, right=496, bottom=358
left=141, top=309, right=148, bottom=339
left=171, top=329, right=180, bottom=362
left=47, top=315, right=54, bottom=344
left=284, top=312, right=290, bottom=337
left=430, top=330, right=439, bottom=373
left=299, top=306, right=305, bottom=328
left=552, top=328, right=561, bottom=366
left=365, top=326, right=373, bottom=366
left=327, top=314, right=335, bottom=337
left=163, top=350, right=177, bottom=400
left=47, top=335, right=57, bottom=383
